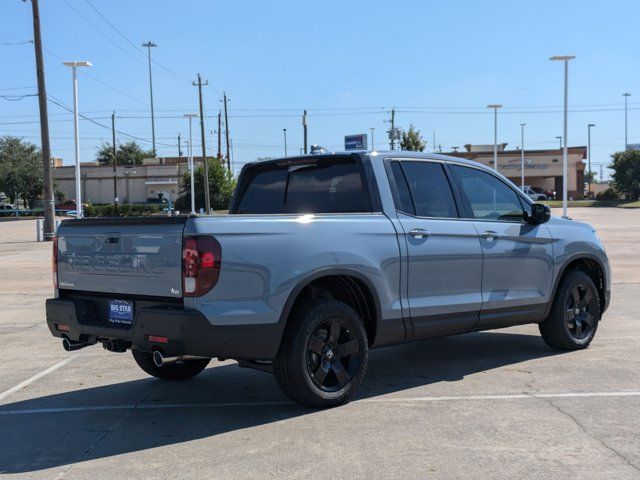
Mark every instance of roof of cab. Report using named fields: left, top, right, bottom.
left=245, top=150, right=493, bottom=173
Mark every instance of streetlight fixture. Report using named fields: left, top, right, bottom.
left=549, top=55, right=575, bottom=219
left=183, top=113, right=198, bottom=215
left=623, top=93, right=631, bottom=149
left=142, top=41, right=157, bottom=156
left=283, top=128, right=288, bottom=157
left=520, top=123, right=526, bottom=189
left=62, top=60, right=92, bottom=219
left=486, top=104, right=502, bottom=171
left=587, top=123, right=596, bottom=197
left=555, top=136, right=562, bottom=150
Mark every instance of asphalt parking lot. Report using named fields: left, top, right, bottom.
left=1, top=208, right=639, bottom=479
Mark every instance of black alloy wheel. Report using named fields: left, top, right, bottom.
left=306, top=318, right=360, bottom=392
left=565, top=284, right=596, bottom=340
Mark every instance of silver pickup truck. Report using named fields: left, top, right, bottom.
left=46, top=152, right=611, bottom=407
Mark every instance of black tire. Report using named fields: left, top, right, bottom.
left=274, top=300, right=368, bottom=408
left=539, top=270, right=600, bottom=350
left=132, top=349, right=210, bottom=380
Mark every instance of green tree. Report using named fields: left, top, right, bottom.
left=610, top=150, right=640, bottom=200
left=0, top=136, right=43, bottom=208
left=96, top=141, right=152, bottom=165
left=400, top=125, right=427, bottom=152
left=175, top=158, right=236, bottom=212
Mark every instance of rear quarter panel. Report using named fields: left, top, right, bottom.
left=185, top=214, right=402, bottom=333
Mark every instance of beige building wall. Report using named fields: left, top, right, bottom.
left=53, top=162, right=189, bottom=204
left=448, top=147, right=587, bottom=199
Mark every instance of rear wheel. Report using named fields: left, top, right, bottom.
left=539, top=270, right=600, bottom=350
left=274, top=300, right=368, bottom=408
left=132, top=349, right=210, bottom=380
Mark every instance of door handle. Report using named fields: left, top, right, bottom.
left=408, top=228, right=430, bottom=239
left=480, top=230, right=499, bottom=240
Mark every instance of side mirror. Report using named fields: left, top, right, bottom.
left=525, top=203, right=551, bottom=225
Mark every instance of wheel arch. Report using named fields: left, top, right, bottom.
left=546, top=254, right=607, bottom=318
left=277, top=268, right=381, bottom=347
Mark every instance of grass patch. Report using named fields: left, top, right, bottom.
left=618, top=200, right=640, bottom=209
left=542, top=200, right=640, bottom=208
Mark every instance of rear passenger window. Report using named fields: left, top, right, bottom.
left=235, top=157, right=371, bottom=214
left=397, top=161, right=458, bottom=218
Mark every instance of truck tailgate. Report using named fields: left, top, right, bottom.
left=56, top=217, right=187, bottom=298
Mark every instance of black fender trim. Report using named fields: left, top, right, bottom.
left=276, top=267, right=386, bottom=345
left=543, top=253, right=610, bottom=319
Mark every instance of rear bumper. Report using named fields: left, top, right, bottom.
left=46, top=298, right=282, bottom=360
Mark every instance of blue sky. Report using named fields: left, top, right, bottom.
left=1, top=0, right=638, bottom=179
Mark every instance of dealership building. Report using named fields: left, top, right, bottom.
left=446, top=144, right=587, bottom=199
left=52, top=156, right=214, bottom=204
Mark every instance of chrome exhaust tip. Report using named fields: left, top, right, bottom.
left=62, top=338, right=90, bottom=352
left=152, top=351, right=209, bottom=367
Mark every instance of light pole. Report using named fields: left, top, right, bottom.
left=62, top=60, right=92, bottom=218
left=588, top=123, right=595, bottom=197
left=142, top=41, right=157, bottom=156
left=184, top=113, right=198, bottom=214
left=556, top=136, right=562, bottom=150
left=550, top=55, right=575, bottom=219
left=520, top=123, right=526, bottom=189
left=370, top=127, right=375, bottom=150
left=623, top=93, right=631, bottom=149
left=487, top=104, right=502, bottom=171
left=283, top=128, right=288, bottom=157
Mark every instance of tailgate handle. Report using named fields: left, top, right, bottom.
left=106, top=232, right=120, bottom=244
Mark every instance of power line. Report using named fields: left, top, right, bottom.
left=47, top=95, right=174, bottom=148
left=0, top=93, right=38, bottom=101
left=84, top=0, right=191, bottom=84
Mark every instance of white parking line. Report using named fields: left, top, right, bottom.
left=1, top=390, right=639, bottom=415
left=0, top=355, right=77, bottom=402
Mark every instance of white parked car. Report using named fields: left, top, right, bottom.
left=522, top=187, right=547, bottom=201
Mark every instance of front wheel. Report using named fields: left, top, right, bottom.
left=539, top=270, right=600, bottom=350
left=274, top=300, right=368, bottom=408
left=132, top=349, right=210, bottom=380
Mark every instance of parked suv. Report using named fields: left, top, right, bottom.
left=46, top=152, right=610, bottom=407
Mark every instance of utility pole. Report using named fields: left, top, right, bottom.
left=217, top=111, right=222, bottom=160
left=283, top=128, right=288, bottom=156
left=433, top=131, right=436, bottom=154
left=600, top=164, right=604, bottom=182
left=588, top=123, right=595, bottom=197
left=388, top=109, right=396, bottom=150
left=142, top=41, right=157, bottom=156
left=623, top=93, right=631, bottom=149
left=370, top=127, right=375, bottom=150
left=520, top=123, right=526, bottom=189
left=192, top=74, right=210, bottom=213
left=27, top=0, right=55, bottom=239
left=112, top=111, right=118, bottom=214
left=177, top=133, right=183, bottom=157
left=487, top=104, right=502, bottom=172
left=303, top=110, right=308, bottom=154
left=223, top=92, right=231, bottom=171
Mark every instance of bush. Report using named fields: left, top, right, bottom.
left=595, top=188, right=619, bottom=201
left=610, top=150, right=640, bottom=200
left=84, top=203, right=164, bottom=217
left=175, top=158, right=236, bottom=212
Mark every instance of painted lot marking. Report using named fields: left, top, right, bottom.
left=2, top=390, right=640, bottom=415
left=0, top=355, right=77, bottom=402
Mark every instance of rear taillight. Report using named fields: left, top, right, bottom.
left=182, top=235, right=221, bottom=297
left=52, top=236, right=58, bottom=288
